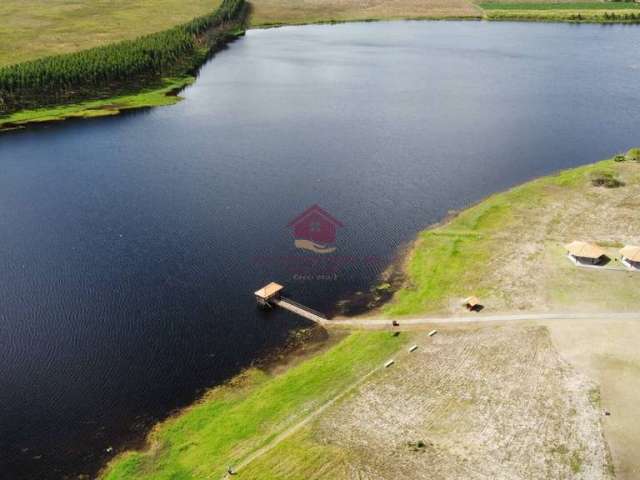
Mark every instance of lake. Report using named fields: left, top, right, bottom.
left=1, top=20, right=639, bottom=479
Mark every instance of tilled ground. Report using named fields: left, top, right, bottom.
left=315, top=326, right=613, bottom=480
left=250, top=0, right=481, bottom=26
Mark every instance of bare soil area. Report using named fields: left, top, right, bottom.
left=314, top=326, right=613, bottom=479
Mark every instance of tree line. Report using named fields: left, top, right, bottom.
left=0, top=0, right=246, bottom=114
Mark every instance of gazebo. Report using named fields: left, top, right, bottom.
left=254, top=282, right=284, bottom=307
left=620, top=245, right=640, bottom=271
left=565, top=241, right=607, bottom=266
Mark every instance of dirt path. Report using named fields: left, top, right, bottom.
left=328, top=311, right=640, bottom=330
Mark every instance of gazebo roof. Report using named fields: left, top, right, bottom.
left=620, top=245, right=640, bottom=262
left=564, top=241, right=605, bottom=259
left=254, top=282, right=284, bottom=299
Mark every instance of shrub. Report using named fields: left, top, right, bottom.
left=626, top=148, right=640, bottom=161
left=590, top=171, right=625, bottom=188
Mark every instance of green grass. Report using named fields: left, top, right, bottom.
left=102, top=331, right=406, bottom=480
left=0, top=77, right=194, bottom=132
left=238, top=424, right=350, bottom=479
left=484, top=7, right=640, bottom=21
left=481, top=2, right=640, bottom=9
left=0, top=0, right=221, bottom=67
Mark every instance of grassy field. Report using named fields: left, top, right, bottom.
left=249, top=0, right=481, bottom=27
left=485, top=8, right=640, bottom=21
left=0, top=0, right=220, bottom=66
left=482, top=1, right=640, bottom=8
left=480, top=1, right=640, bottom=21
left=101, top=331, right=406, bottom=480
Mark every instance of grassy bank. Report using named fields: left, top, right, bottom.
left=0, top=77, right=195, bottom=132
left=101, top=331, right=406, bottom=479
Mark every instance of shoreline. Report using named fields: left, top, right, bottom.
left=100, top=150, right=640, bottom=478
left=101, top=330, right=407, bottom=479
left=3, top=12, right=640, bottom=134
left=91, top=323, right=338, bottom=480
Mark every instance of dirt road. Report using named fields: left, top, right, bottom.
left=328, top=311, right=640, bottom=330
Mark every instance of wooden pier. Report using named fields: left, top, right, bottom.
left=255, top=283, right=328, bottom=325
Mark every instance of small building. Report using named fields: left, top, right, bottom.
left=565, top=241, right=607, bottom=266
left=254, top=282, right=284, bottom=307
left=620, top=245, right=640, bottom=271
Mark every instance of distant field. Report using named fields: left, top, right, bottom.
left=482, top=1, right=640, bottom=8
left=2, top=0, right=639, bottom=69
left=0, top=0, right=220, bottom=66
left=248, top=0, right=482, bottom=26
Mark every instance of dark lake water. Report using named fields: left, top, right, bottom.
left=1, top=20, right=639, bottom=479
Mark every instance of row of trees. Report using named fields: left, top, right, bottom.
left=0, top=0, right=246, bottom=113
left=602, top=11, right=640, bottom=20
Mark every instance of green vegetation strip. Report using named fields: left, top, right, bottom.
left=0, top=77, right=194, bottom=131
left=485, top=9, right=640, bottom=21
left=102, top=331, right=406, bottom=480
left=481, top=2, right=640, bottom=9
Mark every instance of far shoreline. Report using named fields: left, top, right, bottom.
left=3, top=12, right=640, bottom=134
